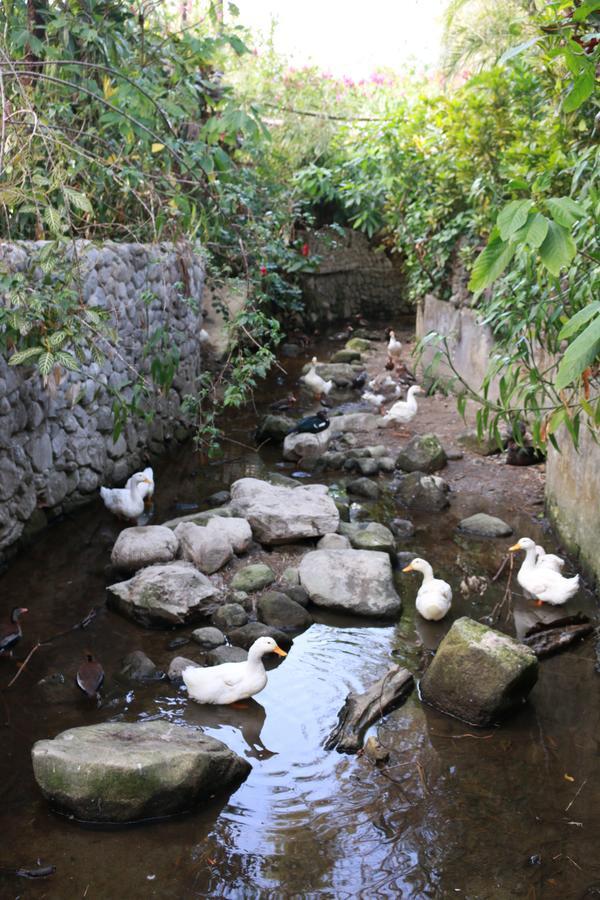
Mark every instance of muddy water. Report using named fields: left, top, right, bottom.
left=1, top=335, right=599, bottom=899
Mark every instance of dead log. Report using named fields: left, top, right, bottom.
left=324, top=666, right=414, bottom=754
left=522, top=613, right=594, bottom=659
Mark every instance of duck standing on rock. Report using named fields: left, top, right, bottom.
left=100, top=472, right=153, bottom=521
left=76, top=653, right=105, bottom=701
left=402, top=559, right=452, bottom=621
left=301, top=357, right=333, bottom=404
left=183, top=636, right=287, bottom=705
left=509, top=537, right=579, bottom=606
left=287, top=410, right=330, bottom=436
left=0, top=607, right=28, bottom=656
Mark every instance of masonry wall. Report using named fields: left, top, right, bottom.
left=0, top=241, right=205, bottom=559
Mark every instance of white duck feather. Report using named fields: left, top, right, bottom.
left=182, top=636, right=287, bottom=705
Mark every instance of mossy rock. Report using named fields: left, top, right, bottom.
left=345, top=337, right=372, bottom=352
left=230, top=563, right=275, bottom=593
left=396, top=433, right=447, bottom=474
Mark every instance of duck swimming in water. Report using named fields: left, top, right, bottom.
left=183, top=636, right=287, bottom=705
left=287, top=410, right=330, bottom=436
left=76, top=653, right=105, bottom=700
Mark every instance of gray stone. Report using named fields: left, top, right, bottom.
left=205, top=490, right=230, bottom=507
left=347, top=477, right=379, bottom=499
left=255, top=414, right=296, bottom=443
left=227, top=622, right=292, bottom=652
left=211, top=603, right=248, bottom=632
left=30, top=433, right=53, bottom=472
left=283, top=429, right=332, bottom=462
left=299, top=549, right=402, bottom=617
left=395, top=471, right=450, bottom=511
left=230, top=590, right=252, bottom=611
left=280, top=566, right=300, bottom=586
left=257, top=591, right=313, bottom=631
left=206, top=645, right=248, bottom=665
left=332, top=349, right=361, bottom=363
left=168, top=656, right=199, bottom=683
left=420, top=617, right=538, bottom=726
left=191, top=627, right=226, bottom=650
left=0, top=458, right=23, bottom=502
left=206, top=516, right=253, bottom=554
left=119, top=650, right=163, bottom=681
left=230, top=477, right=339, bottom=544
left=111, top=525, right=179, bottom=572
left=390, top=518, right=415, bottom=540
left=317, top=533, right=352, bottom=550
left=31, top=720, right=250, bottom=822
left=355, top=457, right=380, bottom=477
left=231, top=563, right=276, bottom=593
left=277, top=584, right=310, bottom=607
left=339, top=521, right=395, bottom=553
left=329, top=413, right=382, bottom=434
left=175, top=522, right=233, bottom=575
left=107, top=561, right=218, bottom=628
left=457, top=513, right=513, bottom=538
left=396, top=434, right=447, bottom=474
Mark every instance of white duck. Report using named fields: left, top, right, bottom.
left=535, top=544, right=564, bottom=573
left=361, top=390, right=386, bottom=412
left=100, top=472, right=152, bottom=521
left=302, top=357, right=333, bottom=402
left=382, top=385, right=422, bottom=426
left=402, top=557, right=452, bottom=621
left=509, top=537, right=579, bottom=606
left=125, top=466, right=154, bottom=504
left=387, top=330, right=402, bottom=363
left=182, top=636, right=287, bottom=705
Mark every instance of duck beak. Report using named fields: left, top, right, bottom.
left=402, top=564, right=414, bottom=573
left=508, top=543, right=521, bottom=552
left=272, top=645, right=287, bottom=658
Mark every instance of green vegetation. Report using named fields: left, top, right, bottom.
left=0, top=0, right=598, bottom=450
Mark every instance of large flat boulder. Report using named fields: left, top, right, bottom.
left=420, top=617, right=538, bottom=726
left=230, top=477, right=339, bottom=544
left=175, top=522, right=233, bottom=574
left=111, top=526, right=179, bottom=573
left=298, top=549, right=402, bottom=617
left=107, top=561, right=218, bottom=627
left=31, top=720, right=250, bottom=823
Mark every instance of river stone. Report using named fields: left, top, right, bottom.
left=277, top=584, right=310, bottom=607
left=283, top=430, right=332, bottom=462
left=111, top=526, right=179, bottom=573
left=332, top=348, right=361, bottom=363
left=211, top=603, right=248, bottom=632
left=227, top=622, right=292, bottom=652
left=395, top=434, right=447, bottom=474
left=457, top=513, right=513, bottom=538
left=31, top=720, right=251, bottom=823
left=168, top=656, right=200, bottom=682
left=191, top=627, right=226, bottom=650
left=257, top=591, right=313, bottom=631
left=356, top=458, right=380, bottom=477
left=339, top=521, right=395, bottom=553
left=420, top=617, right=538, bottom=726
left=206, top=645, right=248, bottom=665
left=345, top=337, right=372, bottom=352
left=119, top=650, right=163, bottom=681
left=162, top=506, right=236, bottom=529
left=206, top=516, right=253, bottom=554
left=255, top=414, right=296, bottom=443
left=329, top=413, right=382, bottom=434
left=298, top=549, right=402, bottom=617
left=280, top=566, right=300, bottom=586
left=231, top=563, right=276, bottom=592
left=230, top=478, right=339, bottom=544
left=378, top=457, right=396, bottom=473
left=390, top=518, right=415, bottom=540
left=107, top=561, right=218, bottom=628
left=394, top=472, right=450, bottom=511
left=204, top=490, right=231, bottom=507
left=175, top=522, right=233, bottom=575
left=317, top=533, right=352, bottom=550
left=347, top=477, right=379, bottom=499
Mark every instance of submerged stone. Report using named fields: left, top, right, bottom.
left=420, top=616, right=538, bottom=726
left=458, top=513, right=513, bottom=538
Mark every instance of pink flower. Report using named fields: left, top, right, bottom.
left=260, top=265, right=267, bottom=276
left=301, top=243, right=310, bottom=258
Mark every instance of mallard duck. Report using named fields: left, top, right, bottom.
left=0, top=607, right=28, bottom=655
left=182, top=636, right=287, bottom=705
left=287, top=410, right=330, bottom=435
left=387, top=330, right=402, bottom=363
left=100, top=472, right=152, bottom=521
left=535, top=544, right=564, bottom=573
left=402, top=558, right=452, bottom=621
left=76, top=653, right=104, bottom=700
left=509, top=537, right=579, bottom=606
left=125, top=467, right=154, bottom=503
left=302, top=357, right=333, bottom=402
left=382, top=385, right=422, bottom=425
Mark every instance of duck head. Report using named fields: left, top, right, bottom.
left=509, top=537, right=536, bottom=553
left=11, top=606, right=28, bottom=623
left=249, top=636, right=287, bottom=659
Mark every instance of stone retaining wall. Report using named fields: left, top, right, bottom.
left=300, top=227, right=409, bottom=324
left=0, top=241, right=205, bottom=560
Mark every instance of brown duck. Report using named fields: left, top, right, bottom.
left=0, top=607, right=28, bottom=655
left=76, top=653, right=105, bottom=699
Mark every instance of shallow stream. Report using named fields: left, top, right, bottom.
left=1, top=333, right=599, bottom=899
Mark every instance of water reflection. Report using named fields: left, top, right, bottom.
left=183, top=698, right=276, bottom=761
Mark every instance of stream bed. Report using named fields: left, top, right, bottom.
left=1, top=331, right=599, bottom=899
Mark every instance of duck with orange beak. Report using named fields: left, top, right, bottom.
left=182, top=636, right=287, bottom=705
left=402, top=559, right=452, bottom=621
left=508, top=537, right=579, bottom=606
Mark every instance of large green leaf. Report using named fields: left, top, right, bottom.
left=513, top=212, right=549, bottom=248
left=539, top=221, right=577, bottom=276
left=37, top=351, right=55, bottom=377
left=545, top=196, right=586, bottom=228
left=555, top=314, right=600, bottom=390
left=468, top=230, right=516, bottom=292
left=558, top=301, right=600, bottom=341
left=563, top=68, right=596, bottom=113
left=497, top=199, right=534, bottom=241
left=8, top=346, right=44, bottom=366
left=63, top=187, right=93, bottom=215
